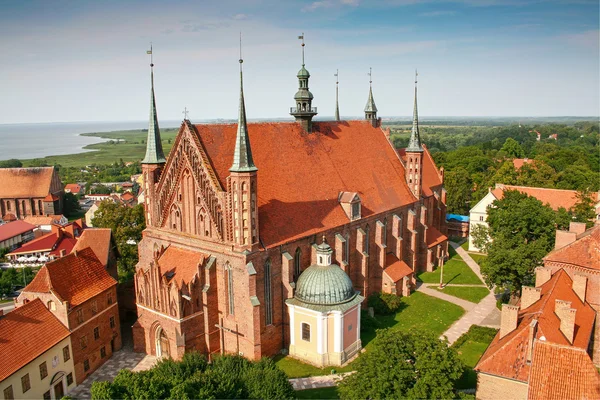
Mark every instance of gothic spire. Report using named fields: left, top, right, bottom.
left=230, top=37, right=257, bottom=173
left=407, top=69, right=423, bottom=152
left=142, top=44, right=167, bottom=164
left=364, top=67, right=377, bottom=118
left=334, top=69, right=340, bottom=121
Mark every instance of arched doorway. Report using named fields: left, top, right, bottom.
left=155, top=326, right=170, bottom=358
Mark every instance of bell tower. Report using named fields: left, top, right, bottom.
left=290, top=34, right=318, bottom=132
left=141, top=45, right=166, bottom=227
left=405, top=70, right=424, bottom=198
left=364, top=67, right=379, bottom=127
left=229, top=45, right=259, bottom=252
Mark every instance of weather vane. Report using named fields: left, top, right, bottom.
left=182, top=107, right=189, bottom=120
left=415, top=69, right=418, bottom=84
left=298, top=33, right=305, bottom=66
left=334, top=69, right=339, bottom=85
left=239, top=32, right=243, bottom=66
left=368, top=67, right=372, bottom=87
left=147, top=43, right=153, bottom=67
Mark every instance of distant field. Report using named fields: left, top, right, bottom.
left=20, top=128, right=178, bottom=168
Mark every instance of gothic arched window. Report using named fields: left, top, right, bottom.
left=344, top=232, right=350, bottom=264
left=382, top=217, right=388, bottom=248
left=226, top=263, right=234, bottom=315
left=265, top=259, right=273, bottom=325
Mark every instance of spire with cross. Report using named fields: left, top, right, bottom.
left=182, top=107, right=189, bottom=121
left=142, top=43, right=166, bottom=165
left=290, top=32, right=317, bottom=132
left=407, top=69, right=423, bottom=152
left=364, top=67, right=378, bottom=123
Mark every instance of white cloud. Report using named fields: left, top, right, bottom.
left=232, top=13, right=248, bottom=20
left=419, top=10, right=456, bottom=17
left=302, top=0, right=360, bottom=12
left=562, top=29, right=599, bottom=49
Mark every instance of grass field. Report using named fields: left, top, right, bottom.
left=469, top=253, right=487, bottom=265
left=418, top=259, right=483, bottom=285
left=429, top=285, right=490, bottom=303
left=295, top=386, right=339, bottom=399
left=20, top=129, right=179, bottom=168
left=452, top=326, right=498, bottom=389
left=275, top=292, right=464, bottom=378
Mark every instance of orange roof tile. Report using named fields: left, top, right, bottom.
left=191, top=121, right=415, bottom=248
left=23, top=247, right=116, bottom=306
left=48, top=237, right=77, bottom=257
left=0, top=220, right=35, bottom=242
left=0, top=298, right=70, bottom=381
left=158, top=246, right=206, bottom=287
left=44, top=193, right=59, bottom=201
left=528, top=341, right=600, bottom=400
left=384, top=253, right=413, bottom=282
left=0, top=167, right=55, bottom=198
left=64, top=183, right=82, bottom=193
left=475, top=269, right=596, bottom=381
left=72, top=228, right=115, bottom=267
left=544, top=225, right=600, bottom=270
left=492, top=184, right=586, bottom=211
left=426, top=226, right=447, bottom=248
left=23, top=215, right=65, bottom=226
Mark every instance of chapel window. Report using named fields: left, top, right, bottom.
left=294, top=248, right=301, bottom=279
left=301, top=323, right=310, bottom=341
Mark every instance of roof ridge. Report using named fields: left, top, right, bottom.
left=502, top=185, right=579, bottom=194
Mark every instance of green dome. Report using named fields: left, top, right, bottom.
left=294, top=89, right=314, bottom=100
left=295, top=263, right=356, bottom=305
left=297, top=66, right=310, bottom=78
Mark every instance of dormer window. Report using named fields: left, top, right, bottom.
left=352, top=202, right=360, bottom=219
left=339, top=191, right=361, bottom=221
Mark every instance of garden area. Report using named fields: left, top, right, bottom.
left=428, top=285, right=490, bottom=303
left=451, top=325, right=498, bottom=390
left=417, top=246, right=483, bottom=285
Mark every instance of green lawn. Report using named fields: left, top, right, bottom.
left=21, top=129, right=179, bottom=168
left=68, top=210, right=86, bottom=221
left=451, top=326, right=498, bottom=390
left=295, top=386, right=339, bottom=399
left=428, top=285, right=490, bottom=304
left=418, top=259, right=483, bottom=285
left=469, top=253, right=487, bottom=265
left=275, top=292, right=465, bottom=378
left=461, top=241, right=469, bottom=251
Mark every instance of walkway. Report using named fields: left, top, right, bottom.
left=290, top=372, right=354, bottom=390
left=68, top=349, right=157, bottom=399
left=415, top=242, right=500, bottom=344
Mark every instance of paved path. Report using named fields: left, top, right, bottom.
left=68, top=349, right=157, bottom=399
left=451, top=242, right=484, bottom=282
left=416, top=283, right=477, bottom=311
left=290, top=372, right=354, bottom=390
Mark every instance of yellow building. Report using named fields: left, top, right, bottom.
left=0, top=299, right=75, bottom=400
left=286, top=238, right=364, bottom=367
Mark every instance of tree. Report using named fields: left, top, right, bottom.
left=91, top=184, right=112, bottom=195
left=90, top=353, right=294, bottom=400
left=0, top=159, right=23, bottom=168
left=62, top=192, right=81, bottom=218
left=480, top=190, right=557, bottom=292
left=92, top=202, right=145, bottom=282
left=570, top=191, right=596, bottom=228
left=500, top=137, right=525, bottom=158
left=444, top=167, right=472, bottom=215
left=339, top=329, right=464, bottom=400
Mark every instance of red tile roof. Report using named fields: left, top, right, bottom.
left=0, top=220, right=35, bottom=242
left=191, top=121, right=416, bottom=247
left=528, top=341, right=600, bottom=400
left=0, top=298, right=70, bottom=381
left=2, top=213, right=17, bottom=222
left=384, top=253, right=413, bottom=282
left=475, top=269, right=596, bottom=382
left=23, top=215, right=65, bottom=226
left=44, top=193, right=59, bottom=201
left=397, top=144, right=443, bottom=197
left=72, top=228, right=114, bottom=267
left=48, top=237, right=77, bottom=257
left=23, top=247, right=116, bottom=306
left=64, top=183, right=82, bottom=194
left=426, top=226, right=447, bottom=248
left=0, top=167, right=55, bottom=198
left=7, top=232, right=59, bottom=255
left=491, top=184, right=589, bottom=211
left=544, top=225, right=600, bottom=270
left=512, top=158, right=533, bottom=169
left=159, top=246, right=206, bottom=287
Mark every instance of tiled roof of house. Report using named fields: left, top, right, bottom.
left=397, top=144, right=443, bottom=197
left=0, top=167, right=55, bottom=198
left=383, top=253, right=413, bottom=282
left=0, top=220, right=35, bottom=242
left=23, top=215, right=65, bottom=226
left=191, top=121, right=416, bottom=247
left=7, top=232, right=60, bottom=255
left=72, top=228, right=114, bottom=267
left=0, top=298, right=70, bottom=381
left=44, top=193, right=59, bottom=201
left=64, top=183, right=82, bottom=194
left=158, top=246, right=206, bottom=287
left=491, top=184, right=592, bottom=211
left=475, top=269, right=596, bottom=382
left=48, top=237, right=77, bottom=257
left=527, top=341, right=600, bottom=400
left=544, top=225, right=600, bottom=270
left=426, top=226, right=447, bottom=249
left=512, top=158, right=533, bottom=169
left=23, top=247, right=116, bottom=305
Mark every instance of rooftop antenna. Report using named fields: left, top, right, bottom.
left=298, top=33, right=305, bottom=66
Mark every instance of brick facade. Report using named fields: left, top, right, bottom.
left=476, top=373, right=528, bottom=400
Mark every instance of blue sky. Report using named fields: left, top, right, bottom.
left=0, top=0, right=598, bottom=123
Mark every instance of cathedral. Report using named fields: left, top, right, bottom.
left=132, top=43, right=448, bottom=364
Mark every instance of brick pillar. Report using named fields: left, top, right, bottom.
left=555, top=300, right=576, bottom=344
left=535, top=267, right=552, bottom=287
left=521, top=286, right=541, bottom=309
left=500, top=304, right=519, bottom=338
left=572, top=274, right=587, bottom=303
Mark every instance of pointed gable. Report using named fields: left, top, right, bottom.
left=544, top=225, right=600, bottom=270
left=0, top=167, right=56, bottom=198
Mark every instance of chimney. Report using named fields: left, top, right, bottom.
left=59, top=249, right=66, bottom=257
left=521, top=286, right=541, bottom=309
left=535, top=267, right=552, bottom=287
left=500, top=304, right=519, bottom=339
left=555, top=230, right=577, bottom=250
left=569, top=222, right=586, bottom=235
left=555, top=299, right=576, bottom=344
left=526, top=320, right=538, bottom=363
left=572, top=274, right=587, bottom=303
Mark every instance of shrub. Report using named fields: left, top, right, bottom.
left=367, top=292, right=403, bottom=315
left=360, top=310, right=380, bottom=332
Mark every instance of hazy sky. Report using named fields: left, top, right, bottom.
left=0, top=0, right=598, bottom=124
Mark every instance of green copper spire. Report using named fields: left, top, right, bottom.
left=364, top=68, right=377, bottom=119
left=334, top=70, right=340, bottom=121
left=142, top=46, right=166, bottom=165
left=230, top=42, right=257, bottom=173
left=407, top=70, right=423, bottom=153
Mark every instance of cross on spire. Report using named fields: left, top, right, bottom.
left=182, top=107, right=189, bottom=120
left=368, top=67, right=372, bottom=87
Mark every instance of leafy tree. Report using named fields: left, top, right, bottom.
left=0, top=159, right=23, bottom=168
left=62, top=192, right=81, bottom=218
left=338, top=329, right=464, bottom=400
left=480, top=191, right=557, bottom=292
left=555, top=207, right=571, bottom=231
left=490, top=161, right=518, bottom=186
left=92, top=202, right=145, bottom=282
left=518, top=161, right=556, bottom=188
left=570, top=191, right=596, bottom=228
left=500, top=137, right=525, bottom=158
left=470, top=224, right=492, bottom=253
left=444, top=167, right=472, bottom=215
left=90, top=353, right=294, bottom=400
left=90, top=184, right=112, bottom=195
